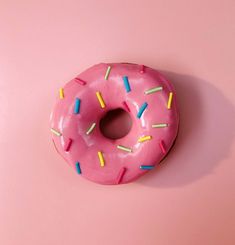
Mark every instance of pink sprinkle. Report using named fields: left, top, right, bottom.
left=116, top=167, right=127, bottom=184
left=75, top=77, right=86, bottom=85
left=64, top=138, right=73, bottom=152
left=140, top=65, right=145, bottom=74
left=122, top=101, right=130, bottom=112
left=159, top=140, right=166, bottom=154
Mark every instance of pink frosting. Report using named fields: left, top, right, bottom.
left=50, top=63, right=179, bottom=184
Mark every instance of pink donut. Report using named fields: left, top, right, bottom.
left=50, top=63, right=179, bottom=184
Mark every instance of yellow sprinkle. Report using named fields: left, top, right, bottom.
left=104, top=66, right=111, bottom=80
left=96, top=91, right=106, bottom=108
left=86, top=123, right=96, bottom=135
left=59, top=88, right=64, bottom=99
left=138, top=135, right=152, bottom=143
left=117, top=145, right=132, bottom=153
left=50, top=128, right=62, bottom=136
left=152, top=123, right=168, bottom=128
left=167, top=92, right=173, bottom=109
left=98, top=151, right=105, bottom=167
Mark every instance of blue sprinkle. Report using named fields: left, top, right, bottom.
left=140, top=165, right=154, bottom=170
left=123, top=76, right=131, bottom=93
left=74, top=98, right=81, bottom=114
left=75, top=162, right=81, bottom=174
left=137, top=102, right=148, bottom=118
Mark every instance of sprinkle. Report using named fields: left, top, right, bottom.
left=145, top=86, right=163, bottom=95
left=75, top=162, right=81, bottom=174
left=98, top=151, right=105, bottom=167
left=122, top=101, right=130, bottom=112
left=75, top=77, right=86, bottom=85
left=138, top=135, right=152, bottom=143
left=159, top=140, right=166, bottom=154
left=74, top=98, right=81, bottom=114
left=96, top=91, right=106, bottom=108
left=64, top=138, right=73, bottom=152
left=86, top=123, right=96, bottom=135
left=152, top=123, right=168, bottom=128
left=140, top=165, right=154, bottom=170
left=167, top=92, right=173, bottom=109
left=137, top=102, right=148, bottom=118
left=140, top=65, right=145, bottom=74
left=123, top=76, right=131, bottom=93
left=59, top=88, right=64, bottom=99
left=116, top=167, right=127, bottom=184
left=104, top=66, right=112, bottom=80
left=50, top=128, right=62, bottom=136
left=117, top=145, right=132, bottom=153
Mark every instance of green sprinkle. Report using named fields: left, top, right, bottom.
left=86, top=123, right=96, bottom=135
left=117, top=145, right=132, bottom=153
left=152, top=123, right=168, bottom=128
left=145, top=86, right=163, bottom=95
left=104, top=66, right=112, bottom=80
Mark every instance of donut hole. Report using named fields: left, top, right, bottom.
left=99, top=108, right=132, bottom=140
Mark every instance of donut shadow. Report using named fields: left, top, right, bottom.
left=137, top=71, right=235, bottom=188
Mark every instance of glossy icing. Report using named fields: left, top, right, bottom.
left=50, top=63, right=179, bottom=184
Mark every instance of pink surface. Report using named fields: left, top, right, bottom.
left=50, top=63, right=179, bottom=184
left=0, top=0, right=235, bottom=244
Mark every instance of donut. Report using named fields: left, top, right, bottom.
left=50, top=63, right=179, bottom=185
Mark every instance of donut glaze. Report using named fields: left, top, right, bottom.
left=50, top=63, right=179, bottom=185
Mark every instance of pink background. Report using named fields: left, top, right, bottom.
left=1, top=0, right=235, bottom=244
